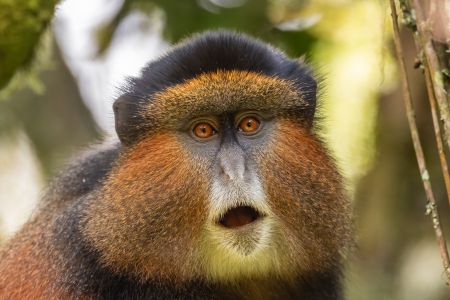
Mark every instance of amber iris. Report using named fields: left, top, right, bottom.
left=193, top=123, right=216, bottom=138
left=239, top=117, right=260, bottom=133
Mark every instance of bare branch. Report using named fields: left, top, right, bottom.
left=389, top=0, right=450, bottom=285
left=423, top=67, right=450, bottom=206
left=411, top=0, right=450, bottom=154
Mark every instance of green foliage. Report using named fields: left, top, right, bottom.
left=0, top=0, right=58, bottom=90
left=97, top=0, right=317, bottom=58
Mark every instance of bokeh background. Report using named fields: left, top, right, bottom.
left=0, top=0, right=449, bottom=299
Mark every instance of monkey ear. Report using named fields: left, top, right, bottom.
left=113, top=95, right=143, bottom=145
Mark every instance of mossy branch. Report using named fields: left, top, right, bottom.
left=390, top=0, right=450, bottom=286
left=406, top=0, right=450, bottom=160
left=0, top=0, right=59, bottom=90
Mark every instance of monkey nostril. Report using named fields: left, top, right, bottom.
left=219, top=206, right=260, bottom=228
left=219, top=167, right=230, bottom=180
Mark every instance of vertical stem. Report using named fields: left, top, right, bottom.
left=412, top=0, right=450, bottom=154
left=389, top=0, right=450, bottom=285
left=424, top=67, right=450, bottom=205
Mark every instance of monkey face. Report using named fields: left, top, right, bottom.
left=184, top=109, right=281, bottom=281
left=82, top=70, right=351, bottom=284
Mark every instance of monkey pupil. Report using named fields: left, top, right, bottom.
left=241, top=118, right=259, bottom=133
left=194, top=123, right=214, bottom=138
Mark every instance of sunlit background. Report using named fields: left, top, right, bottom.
left=0, top=0, right=449, bottom=299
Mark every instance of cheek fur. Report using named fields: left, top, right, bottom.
left=83, top=133, right=209, bottom=282
left=259, top=120, right=351, bottom=272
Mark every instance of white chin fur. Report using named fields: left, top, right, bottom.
left=198, top=174, right=289, bottom=281
left=208, top=174, right=270, bottom=222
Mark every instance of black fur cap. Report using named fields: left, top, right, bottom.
left=114, top=30, right=317, bottom=145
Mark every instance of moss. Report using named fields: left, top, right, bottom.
left=0, top=0, right=58, bottom=90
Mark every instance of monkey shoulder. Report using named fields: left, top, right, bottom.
left=43, top=142, right=121, bottom=207
left=0, top=144, right=122, bottom=299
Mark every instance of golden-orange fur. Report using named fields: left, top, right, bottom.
left=0, top=218, right=66, bottom=299
left=83, top=133, right=210, bottom=282
left=142, top=70, right=308, bottom=131
left=259, top=120, right=351, bottom=274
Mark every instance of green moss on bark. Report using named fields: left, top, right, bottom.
left=0, top=0, right=58, bottom=90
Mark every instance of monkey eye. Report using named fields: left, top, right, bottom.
left=192, top=122, right=217, bottom=139
left=238, top=116, right=261, bottom=134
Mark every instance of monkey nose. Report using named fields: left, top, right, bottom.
left=220, top=161, right=245, bottom=182
left=218, top=148, right=245, bottom=182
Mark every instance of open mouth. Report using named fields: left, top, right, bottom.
left=218, top=206, right=262, bottom=228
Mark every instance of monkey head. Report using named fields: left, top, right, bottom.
left=82, top=31, right=351, bottom=285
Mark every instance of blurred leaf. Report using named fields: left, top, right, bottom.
left=275, top=14, right=321, bottom=31
left=0, top=0, right=59, bottom=90
left=94, top=0, right=318, bottom=58
left=0, top=37, right=100, bottom=177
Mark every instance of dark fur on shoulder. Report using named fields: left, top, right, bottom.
left=44, top=144, right=121, bottom=204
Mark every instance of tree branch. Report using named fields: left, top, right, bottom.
left=389, top=0, right=450, bottom=285
left=410, top=0, right=450, bottom=155
left=423, top=66, right=450, bottom=205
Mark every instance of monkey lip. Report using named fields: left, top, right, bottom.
left=218, top=206, right=262, bottom=228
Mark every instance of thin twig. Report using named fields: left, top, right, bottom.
left=405, top=0, right=450, bottom=206
left=411, top=0, right=450, bottom=154
left=424, top=66, right=450, bottom=205
left=389, top=0, right=450, bottom=285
